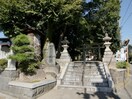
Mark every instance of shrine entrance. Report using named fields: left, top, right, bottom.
left=80, top=44, right=105, bottom=62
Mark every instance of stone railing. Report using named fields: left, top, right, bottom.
left=57, top=62, right=71, bottom=85
left=103, top=63, right=115, bottom=91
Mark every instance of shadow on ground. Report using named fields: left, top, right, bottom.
left=76, top=89, right=120, bottom=99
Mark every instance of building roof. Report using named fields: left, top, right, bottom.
left=0, top=37, right=9, bottom=40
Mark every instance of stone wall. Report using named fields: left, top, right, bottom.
left=110, top=68, right=128, bottom=85
left=8, top=80, right=56, bottom=99
left=0, top=70, right=19, bottom=94
left=0, top=70, right=56, bottom=99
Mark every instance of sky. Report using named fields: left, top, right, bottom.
left=0, top=0, right=132, bottom=45
left=120, top=0, right=132, bottom=45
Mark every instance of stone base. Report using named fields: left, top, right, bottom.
left=0, top=70, right=18, bottom=80
left=5, top=68, right=16, bottom=71
left=44, top=65, right=60, bottom=79
left=8, top=80, right=56, bottom=99
left=0, top=70, right=57, bottom=99
left=0, top=70, right=19, bottom=95
left=103, top=53, right=116, bottom=68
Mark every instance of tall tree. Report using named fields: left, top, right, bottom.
left=0, top=0, right=83, bottom=39
left=0, top=0, right=121, bottom=60
left=0, top=0, right=85, bottom=59
left=84, top=0, right=121, bottom=52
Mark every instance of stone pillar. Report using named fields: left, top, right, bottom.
left=5, top=50, right=16, bottom=70
left=57, top=37, right=71, bottom=71
left=60, top=44, right=71, bottom=62
left=103, top=33, right=116, bottom=68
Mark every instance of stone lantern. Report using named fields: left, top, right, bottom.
left=103, top=33, right=116, bottom=68
left=103, top=33, right=111, bottom=52
left=57, top=37, right=71, bottom=73
left=60, top=37, right=71, bottom=61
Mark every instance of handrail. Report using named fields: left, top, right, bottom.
left=57, top=62, right=72, bottom=85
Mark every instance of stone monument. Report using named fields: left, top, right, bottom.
left=43, top=38, right=50, bottom=60
left=42, top=41, right=59, bottom=80
left=47, top=43, right=56, bottom=66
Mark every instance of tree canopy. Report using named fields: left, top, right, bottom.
left=0, top=0, right=121, bottom=60
left=83, top=0, right=121, bottom=52
left=0, top=0, right=83, bottom=39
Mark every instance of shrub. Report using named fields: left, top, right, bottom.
left=10, top=34, right=39, bottom=74
left=116, top=61, right=130, bottom=69
left=0, top=59, right=7, bottom=70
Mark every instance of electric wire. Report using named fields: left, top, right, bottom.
left=121, top=11, right=132, bottom=28
left=121, top=0, right=132, bottom=25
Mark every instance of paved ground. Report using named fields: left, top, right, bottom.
left=37, top=65, right=132, bottom=99
left=37, top=80, right=132, bottom=99
left=0, top=93, right=18, bottom=99
left=116, top=75, right=132, bottom=99
left=38, top=87, right=120, bottom=99
left=0, top=65, right=132, bottom=99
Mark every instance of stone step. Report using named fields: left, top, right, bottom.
left=58, top=85, right=112, bottom=92
left=85, top=70, right=105, bottom=75
left=68, top=66, right=104, bottom=70
left=63, top=78, right=107, bottom=83
left=85, top=66, right=104, bottom=70
left=62, top=82, right=82, bottom=86
left=86, top=78, right=108, bottom=83
left=84, top=72, right=105, bottom=76
left=60, top=61, right=111, bottom=92
left=84, top=82, right=108, bottom=87
left=62, top=82, right=108, bottom=87
left=63, top=77, right=82, bottom=81
left=66, top=70, right=83, bottom=73
left=64, top=73, right=106, bottom=78
left=65, top=73, right=82, bottom=76
left=65, top=71, right=83, bottom=74
left=91, top=82, right=108, bottom=87
left=84, top=75, right=106, bottom=79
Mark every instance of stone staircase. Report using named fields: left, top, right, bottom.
left=58, top=61, right=113, bottom=92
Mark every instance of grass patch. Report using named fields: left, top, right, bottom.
left=116, top=61, right=129, bottom=69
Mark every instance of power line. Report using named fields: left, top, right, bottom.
left=121, top=0, right=132, bottom=25
left=121, top=11, right=132, bottom=28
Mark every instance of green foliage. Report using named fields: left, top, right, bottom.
left=0, top=0, right=84, bottom=40
left=10, top=34, right=39, bottom=74
left=83, top=0, right=121, bottom=52
left=116, top=61, right=129, bottom=69
left=0, top=59, right=7, bottom=70
left=0, top=0, right=121, bottom=60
